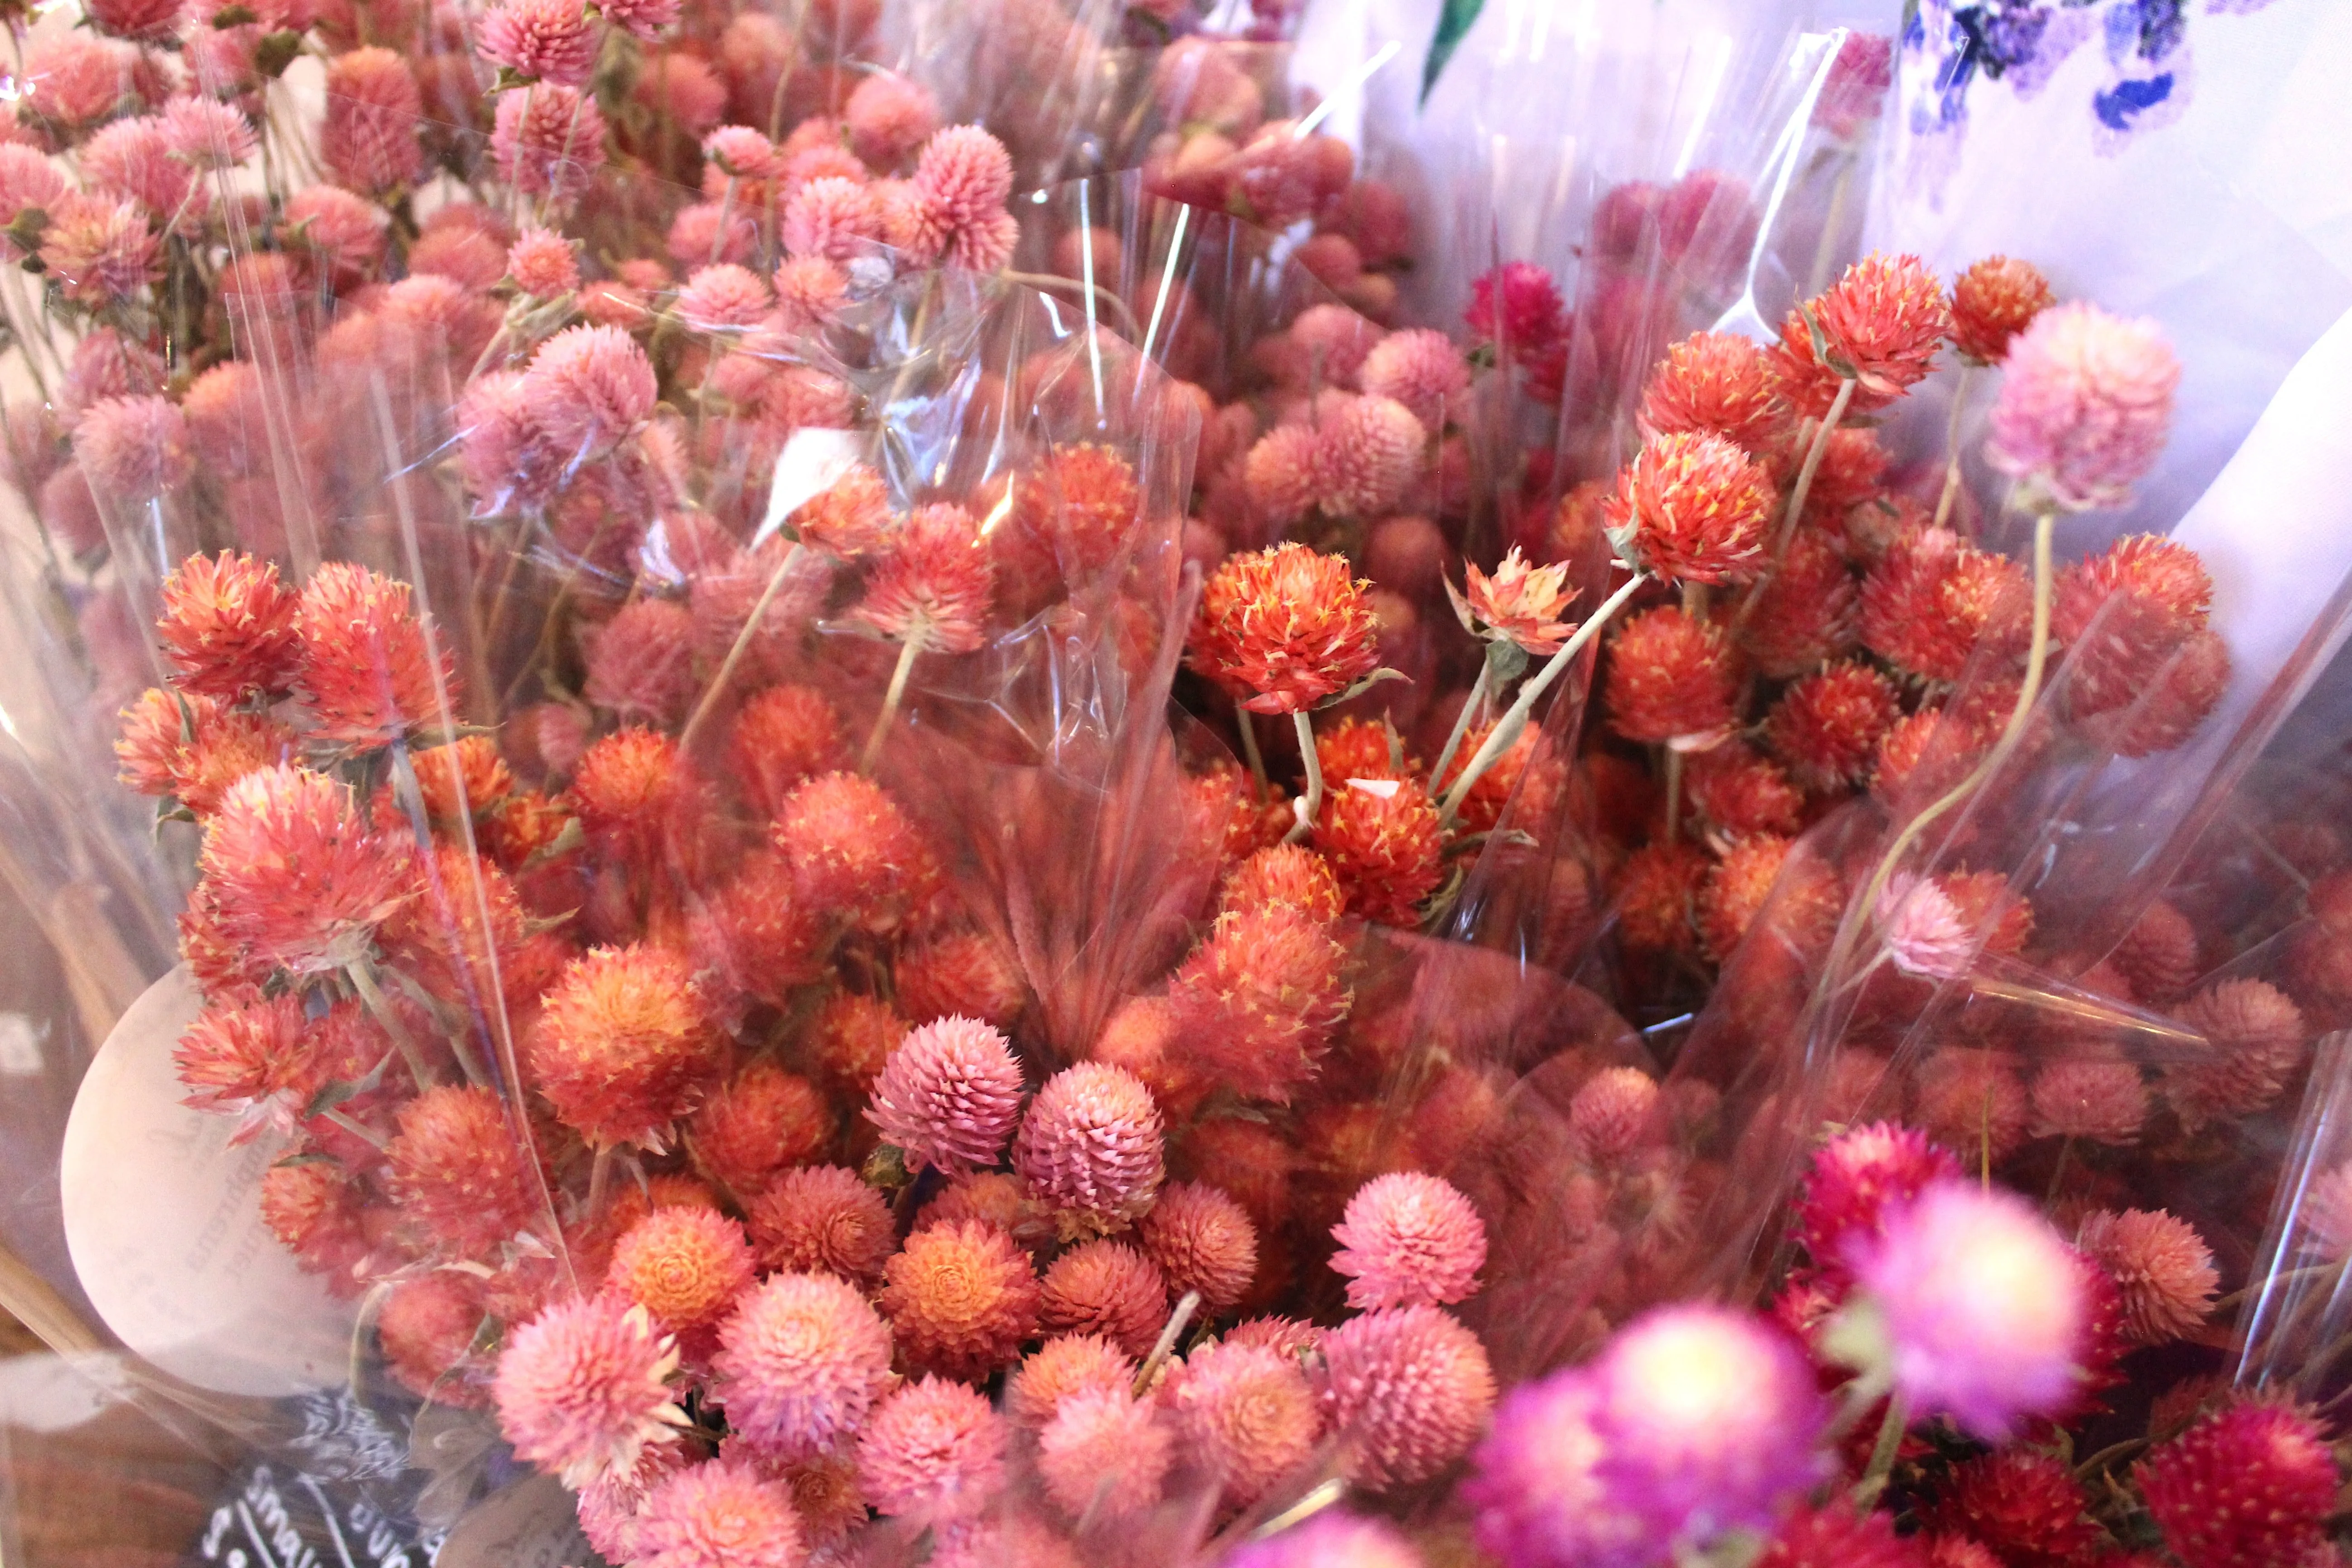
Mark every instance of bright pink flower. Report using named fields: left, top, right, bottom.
left=713, top=1271, right=894, bottom=1460
left=2139, top=1402, right=2337, bottom=1568
left=773, top=255, right=848, bottom=329
left=631, top=1459, right=804, bottom=1568
left=491, top=83, right=607, bottom=202
left=1330, top=1171, right=1486, bottom=1310
left=1796, top=1121, right=1961, bottom=1280
left=1318, top=1304, right=1496, bottom=1489
left=868, top=1016, right=1025, bottom=1174
left=1226, top=1512, right=1424, bottom=1568
left=479, top=0, right=597, bottom=86
left=492, top=1294, right=686, bottom=1489
left=321, top=48, right=425, bottom=194
left=86, top=0, right=181, bottom=40
left=1987, top=301, right=2180, bottom=512
left=1013, top=1062, right=1164, bottom=1237
left=1463, top=260, right=1565, bottom=353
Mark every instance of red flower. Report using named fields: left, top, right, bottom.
left=1612, top=841, right=1711, bottom=956
left=1311, top=778, right=1444, bottom=926
left=1464, top=261, right=1565, bottom=354
left=1638, top=330, right=1789, bottom=452
left=2139, top=1401, right=2337, bottom=1568
left=1926, top=1451, right=2101, bottom=1568
left=1602, top=432, right=1774, bottom=585
left=1741, top=532, right=1859, bottom=678
left=1950, top=255, right=2054, bottom=366
left=1189, top=543, right=1382, bottom=715
left=1684, top=745, right=1805, bottom=838
left=1859, top=528, right=2029, bottom=684
left=294, top=563, right=459, bottom=746
left=155, top=550, right=300, bottom=699
left=1771, top=252, right=1950, bottom=414
left=1604, top=607, right=1739, bottom=744
left=1768, top=661, right=1901, bottom=792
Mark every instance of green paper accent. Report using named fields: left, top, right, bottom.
left=1420, top=0, right=1484, bottom=107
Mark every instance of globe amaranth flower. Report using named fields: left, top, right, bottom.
left=1319, top=1305, right=1497, bottom=1489
left=294, top=562, right=459, bottom=746
left=630, top=1458, right=804, bottom=1568
left=855, top=1375, right=1010, bottom=1521
left=478, top=0, right=597, bottom=87
left=321, top=48, right=424, bottom=193
left=2163, top=977, right=2307, bottom=1132
left=1464, top=260, right=1566, bottom=354
left=605, top=1206, right=757, bottom=1337
left=1603, top=606, right=1739, bottom=745
left=1638, top=330, right=1789, bottom=452
left=1140, top=1181, right=1259, bottom=1311
left=1987, top=302, right=2179, bottom=513
left=2138, top=1401, right=2338, bottom=1568
left=1165, top=902, right=1352, bottom=1105
left=1568, top=1066, right=1666, bottom=1164
left=687, top=1060, right=830, bottom=1199
left=1950, top=255, right=2055, bottom=365
left=867, top=1015, right=1025, bottom=1174
left=1360, top=327, right=1470, bottom=430
left=197, top=763, right=413, bottom=974
left=1602, top=432, right=1774, bottom=585
left=1190, top=542, right=1384, bottom=715
left=1330, top=1171, right=1487, bottom=1310
left=1848, top=1179, right=2087, bottom=1439
left=1172, top=1338, right=1323, bottom=1509
left=492, top=1293, right=687, bottom=1489
left=1612, top=840, right=1710, bottom=957
left=2073, top=1207, right=2216, bottom=1347
left=491, top=82, right=607, bottom=203
left=1219, top=843, right=1347, bottom=923
left=848, top=501, right=995, bottom=654
left=1038, top=1386, right=1171, bottom=1521
left=745, top=1165, right=894, bottom=1284
left=74, top=394, right=192, bottom=501
left=1013, top=1062, right=1165, bottom=1238
left=1449, top=546, right=1577, bottom=655
left=529, top=944, right=723, bottom=1150
left=1312, top=777, right=1444, bottom=927
left=881, top=1218, right=1041, bottom=1382
left=1796, top=1120, right=1962, bottom=1279
left=1768, top=660, right=1900, bottom=793
left=1007, top=1333, right=1136, bottom=1428
left=1926, top=1451, right=2102, bottom=1568
left=690, top=854, right=831, bottom=1015
left=725, top=684, right=846, bottom=819
left=1771, top=252, right=1950, bottom=414
left=712, top=1270, right=894, bottom=1460
left=1858, top=527, right=2029, bottom=685
left=1037, top=1240, right=1166, bottom=1357
left=1741, top=531, right=1861, bottom=679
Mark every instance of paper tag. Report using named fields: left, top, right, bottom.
left=61, top=967, right=358, bottom=1397
left=434, top=1473, right=592, bottom=1568
left=754, top=426, right=865, bottom=549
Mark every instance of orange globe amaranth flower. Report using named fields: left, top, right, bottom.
left=1860, top=528, right=2029, bottom=684
left=1614, top=841, right=1711, bottom=956
left=786, top=462, right=894, bottom=560
left=688, top=1059, right=832, bottom=1198
left=387, top=1083, right=546, bottom=1255
left=379, top=840, right=533, bottom=1009
left=849, top=501, right=995, bottom=654
left=155, top=549, right=300, bottom=699
left=260, top=1160, right=370, bottom=1282
left=569, top=725, right=695, bottom=866
left=1767, top=660, right=1901, bottom=792
left=1219, top=844, right=1346, bottom=923
left=606, top=1205, right=757, bottom=1334
left=1037, top=1239, right=1168, bottom=1356
left=1031, top=442, right=1142, bottom=575
left=181, top=712, right=297, bottom=818
left=1685, top=744, right=1805, bottom=838
left=294, top=561, right=460, bottom=745
left=1637, top=330, right=1790, bottom=453
left=690, top=851, right=828, bottom=1014
left=881, top=1217, right=1042, bottom=1383
left=530, top=944, right=723, bottom=1149
left=1188, top=542, right=1382, bottom=715
left=2102, top=628, right=2228, bottom=758
left=1770, top=251, right=1951, bottom=415
left=1140, top=1180, right=1258, bottom=1310
left=411, top=735, right=515, bottom=823
left=1939, top=869, right=2033, bottom=959
left=1433, top=720, right=1565, bottom=835
left=1602, top=432, right=1774, bottom=586
left=379, top=1271, right=492, bottom=1405
left=1450, top=546, right=1578, bottom=655
left=1312, top=778, right=1443, bottom=927
left=772, top=771, right=927, bottom=924
left=1800, top=427, right=1893, bottom=524
left=1315, top=715, right=1413, bottom=783
left=726, top=684, right=847, bottom=819
left=2053, top=533, right=2216, bottom=734
left=198, top=764, right=416, bottom=975
left=1603, top=607, right=1740, bottom=745
left=1741, top=531, right=1859, bottom=678
left=1006, top=1334, right=1136, bottom=1429
left=1166, top=902, right=1353, bottom=1105
left=1697, top=834, right=1792, bottom=962
left=118, top=688, right=296, bottom=816
left=895, top=929, right=1027, bottom=1029
left=806, top=989, right=907, bottom=1095
left=115, top=686, right=197, bottom=799
left=1950, top=255, right=2055, bottom=366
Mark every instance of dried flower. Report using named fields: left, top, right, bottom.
left=321, top=48, right=424, bottom=194
left=1038, top=1240, right=1167, bottom=1357
left=1191, top=543, right=1383, bottom=715
left=506, top=228, right=580, bottom=297
left=1685, top=746, right=1806, bottom=838
left=2113, top=898, right=2199, bottom=1004
left=572, top=727, right=692, bottom=865
left=808, top=990, right=907, bottom=1095
left=851, top=500, right=995, bottom=653
left=1313, top=394, right=1426, bottom=518
left=491, top=83, right=608, bottom=202
left=1798, top=1121, right=1963, bottom=1281
left=1361, top=328, right=1470, bottom=430
left=857, top=1375, right=1009, bottom=1521
left=2164, top=977, right=2308, bottom=1131
left=1038, top=1386, right=1170, bottom=1521
left=1950, top=255, right=2055, bottom=365
left=845, top=72, right=939, bottom=166
left=631, top=1459, right=805, bottom=1568
left=294, top=562, right=457, bottom=745
left=1859, top=528, right=2029, bottom=685
left=772, top=771, right=927, bottom=923
left=1568, top=1066, right=1664, bottom=1163
left=1013, top=1063, right=1165, bottom=1237
left=713, top=1270, right=894, bottom=1460
left=1772, top=253, right=1950, bottom=414
left=1312, top=778, right=1444, bottom=927
left=1639, top=330, right=1789, bottom=451
left=690, top=855, right=828, bottom=1015
left=745, top=1165, right=894, bottom=1284
left=584, top=598, right=698, bottom=724
left=1173, top=1338, right=1322, bottom=1508
left=868, top=1015, right=1024, bottom=1174
left=492, top=1294, right=686, bottom=1489
left=725, top=685, right=846, bottom=818
left=1466, top=1367, right=1649, bottom=1568
left=1140, top=1181, right=1258, bottom=1310
left=881, top=1218, right=1040, bottom=1382
left=1927, top=1451, right=2101, bottom=1568
left=1318, top=1304, right=1496, bottom=1489
left=1604, top=607, right=1739, bottom=744
left=479, top=0, right=597, bottom=87
left=1166, top=903, right=1352, bottom=1105
left=2074, top=1207, right=2216, bottom=1346
left=198, top=764, right=412, bottom=973
left=531, top=945, right=722, bottom=1150
left=1613, top=841, right=1710, bottom=956
left=1769, top=661, right=1900, bottom=792
left=1220, top=844, right=1346, bottom=923
left=1330, top=1172, right=1487, bottom=1310
left=1451, top=547, right=1578, bottom=655
left=379, top=1272, right=491, bottom=1406
left=1464, top=261, right=1565, bottom=353
left=1603, top=433, right=1774, bottom=585
left=1987, top=302, right=2179, bottom=513
left=1008, top=1334, right=1135, bottom=1428
left=528, top=325, right=657, bottom=459
left=1754, top=1501, right=1921, bottom=1568
left=2029, top=1058, right=2148, bottom=1146
left=2138, top=1401, right=2337, bottom=1568
left=39, top=193, right=161, bottom=304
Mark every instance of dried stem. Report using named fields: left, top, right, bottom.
left=1281, top=710, right=1323, bottom=846
left=1933, top=365, right=1975, bottom=531
left=1852, top=1392, right=1909, bottom=1508
left=1133, top=1290, right=1201, bottom=1396
left=347, top=957, right=436, bottom=1091
left=679, top=540, right=807, bottom=754
left=1429, top=656, right=1490, bottom=791
left=859, top=631, right=926, bottom=775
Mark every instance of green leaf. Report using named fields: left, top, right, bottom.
left=1317, top=666, right=1411, bottom=710
left=1420, top=0, right=1484, bottom=107
left=1483, top=636, right=1530, bottom=689
left=254, top=29, right=303, bottom=79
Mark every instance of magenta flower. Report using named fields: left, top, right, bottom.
left=1465, top=1368, right=1651, bottom=1568
left=1986, top=301, right=2179, bottom=513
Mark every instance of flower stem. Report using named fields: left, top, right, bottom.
left=1852, top=1392, right=1909, bottom=1508
left=1662, top=746, right=1684, bottom=845
left=321, top=1107, right=387, bottom=1151
left=1933, top=364, right=1975, bottom=532
left=1429, top=657, right=1490, bottom=791
left=1134, top=1290, right=1201, bottom=1396
left=858, top=631, right=926, bottom=775
left=1236, top=707, right=1268, bottom=791
left=679, top=541, right=806, bottom=755
left=1281, top=710, right=1323, bottom=847
left=1440, top=573, right=1647, bottom=825
left=1771, top=377, right=1856, bottom=564
left=346, top=958, right=436, bottom=1091
left=585, top=1144, right=615, bottom=1222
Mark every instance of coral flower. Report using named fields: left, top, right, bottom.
left=1173, top=1338, right=1323, bottom=1508
left=808, top=990, right=907, bottom=1094
left=856, top=1375, right=1010, bottom=1520
left=1603, top=607, right=1739, bottom=745
left=1141, top=1181, right=1259, bottom=1310
left=1772, top=253, right=1950, bottom=414
left=631, top=1459, right=805, bottom=1568
left=689, top=855, right=828, bottom=1015
left=491, top=83, right=608, bottom=202
left=849, top=501, right=995, bottom=653
left=1312, top=778, right=1444, bottom=927
left=1612, top=841, right=1710, bottom=956
left=379, top=1272, right=492, bottom=1406
left=1850, top=1180, right=2087, bottom=1439
left=294, top=562, right=458, bottom=745
left=1013, top=1062, right=1165, bottom=1237
left=1859, top=528, right=2029, bottom=684
left=1166, top=903, right=1352, bottom=1104
left=198, top=764, right=413, bottom=974
left=572, top=726, right=693, bottom=865
left=1242, top=424, right=1319, bottom=527
left=1911, top=1048, right=2030, bottom=1165
left=746, top=1165, right=894, bottom=1284
left=787, top=464, right=894, bottom=560
left=492, top=1294, right=686, bottom=1489
left=528, top=325, right=657, bottom=459
left=2138, top=1401, right=2338, bottom=1568
left=507, top=228, right=580, bottom=297
left=1450, top=546, right=1578, bottom=655
left=1638, top=330, right=1789, bottom=452
left=1330, top=1171, right=1487, bottom=1310
left=867, top=1015, right=1024, bottom=1174
left=2163, top=976, right=2308, bottom=1130
left=1189, top=543, right=1383, bottom=715
left=713, top=1270, right=894, bottom=1460
left=1797, top=1121, right=1962, bottom=1281
left=1742, top=532, right=1859, bottom=678
left=1220, top=844, right=1347, bottom=923
left=606, top=1206, right=758, bottom=1335
left=584, top=597, right=698, bottom=724
left=1318, top=1304, right=1496, bottom=1488
left=725, top=685, right=846, bottom=819
left=846, top=71, right=939, bottom=166
left=772, top=771, right=927, bottom=922
left=530, top=945, right=723, bottom=1149
left=882, top=1218, right=1041, bottom=1382
left=1602, top=432, right=1774, bottom=585
left=2113, top=898, right=2200, bottom=1004
left=1987, top=302, right=2179, bottom=513
left=1007, top=1334, right=1136, bottom=1428
left=1768, top=661, right=1900, bottom=792
left=2074, top=1207, right=2216, bottom=1347
left=688, top=1061, right=830, bottom=1198
left=1038, top=1386, right=1170, bottom=1520
left=1950, top=255, right=2055, bottom=365
left=1038, top=1240, right=1167, bottom=1356
left=37, top=192, right=160, bottom=305
left=479, top=0, right=597, bottom=86
left=387, top=1085, right=546, bottom=1254
left=2029, top=1059, right=2148, bottom=1146
left=895, top=930, right=1026, bottom=1029
left=1685, top=745, right=1806, bottom=838
left=321, top=48, right=424, bottom=193
left=173, top=993, right=310, bottom=1124
left=1568, top=1067, right=1665, bottom=1163
left=1697, top=835, right=1793, bottom=961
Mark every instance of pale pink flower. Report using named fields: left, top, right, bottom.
left=856, top=1376, right=1010, bottom=1520
left=479, top=0, right=598, bottom=86
left=83, top=116, right=205, bottom=234
left=666, top=200, right=759, bottom=267
left=505, top=227, right=579, bottom=297
left=162, top=98, right=258, bottom=171
left=321, top=48, right=425, bottom=194
left=39, top=192, right=160, bottom=304
left=491, top=83, right=607, bottom=202
left=59, top=328, right=165, bottom=427
left=2075, top=1207, right=2217, bottom=1347
left=912, top=125, right=1013, bottom=229
left=1987, top=302, right=2180, bottom=513
left=527, top=324, right=657, bottom=458
left=1012, top=1063, right=1165, bottom=1238
left=0, top=146, right=66, bottom=260
left=1877, top=871, right=1974, bottom=980
left=597, top=0, right=679, bottom=41
left=1329, top=1171, right=1487, bottom=1310
left=1312, top=394, right=1425, bottom=518
left=713, top=1271, right=895, bottom=1460
left=21, top=37, right=144, bottom=139
left=631, top=1459, right=804, bottom=1568
left=772, top=256, right=848, bottom=330
left=702, top=125, right=780, bottom=184
left=1037, top=1388, right=1169, bottom=1521
left=74, top=395, right=193, bottom=501
left=284, top=186, right=390, bottom=283
left=1358, top=327, right=1470, bottom=430
left=491, top=1294, right=687, bottom=1489
left=782, top=175, right=882, bottom=262
left=676, top=263, right=770, bottom=333
left=845, top=72, right=939, bottom=167
left=868, top=1016, right=1025, bottom=1174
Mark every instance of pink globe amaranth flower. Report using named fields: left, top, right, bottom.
left=2138, top=1401, right=2338, bottom=1568
left=782, top=175, right=882, bottom=263
left=321, top=48, right=424, bottom=194
left=702, top=124, right=780, bottom=186
left=1567, top=1066, right=1662, bottom=1164
left=855, top=1375, right=1009, bottom=1521
left=773, top=255, right=849, bottom=330
left=913, top=124, right=1013, bottom=231
left=1797, top=1120, right=1962, bottom=1283
left=82, top=116, right=205, bottom=235
left=1242, top=423, right=1319, bottom=527
left=850, top=501, right=996, bottom=654
left=1602, top=431, right=1774, bottom=586
left=1007, top=1334, right=1134, bottom=1428
left=2074, top=1207, right=2216, bottom=1347
left=1013, top=1062, right=1165, bottom=1238
left=198, top=764, right=413, bottom=973
left=1360, top=327, right=1470, bottom=431
left=1466, top=1367, right=1651, bottom=1568
left=2029, top=1058, right=2147, bottom=1145
left=73, top=395, right=192, bottom=503
left=0, top=144, right=66, bottom=260
left=2164, top=976, right=2308, bottom=1132
left=676, top=264, right=771, bottom=334
left=1330, top=1171, right=1486, bottom=1310
left=1987, top=302, right=2179, bottom=512
left=285, top=186, right=390, bottom=283
left=86, top=0, right=181, bottom=40
left=22, top=36, right=146, bottom=137
left=1139, top=1181, right=1258, bottom=1310
left=666, top=201, right=758, bottom=268
left=1172, top=1338, right=1322, bottom=1509
left=583, top=596, right=696, bottom=724
left=630, top=1458, right=804, bottom=1568
left=1318, top=1304, right=1496, bottom=1490
left=867, top=1016, right=1025, bottom=1174
left=1877, top=871, right=1976, bottom=981
left=1465, top=260, right=1567, bottom=353
left=506, top=227, right=580, bottom=297
left=526, top=324, right=656, bottom=459
left=845, top=72, right=939, bottom=167
left=1312, top=394, right=1425, bottom=519
left=479, top=0, right=597, bottom=86
left=38, top=192, right=160, bottom=305
left=1037, top=1240, right=1166, bottom=1357
left=1225, top=1511, right=1425, bottom=1568
left=162, top=98, right=257, bottom=172
left=1582, top=1306, right=1828, bottom=1550
left=1038, top=1386, right=1171, bottom=1521
left=713, top=1270, right=894, bottom=1460
left=492, top=1294, right=686, bottom=1489
left=772, top=771, right=931, bottom=928
left=598, top=0, right=679, bottom=42
left=491, top=83, right=608, bottom=203
left=1851, top=1179, right=2087, bottom=1439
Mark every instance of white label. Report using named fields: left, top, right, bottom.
left=754, top=426, right=866, bottom=550
left=0, top=1011, right=41, bottom=1074
left=60, top=967, right=358, bottom=1397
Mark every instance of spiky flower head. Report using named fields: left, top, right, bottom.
left=771, top=770, right=927, bottom=921
left=1037, top=1386, right=1171, bottom=1521
left=713, top=1270, right=894, bottom=1460
left=1568, top=1066, right=1665, bottom=1164
left=1318, top=1304, right=1496, bottom=1489
left=1173, top=1338, right=1322, bottom=1508
left=1697, top=835, right=1792, bottom=963
left=1312, top=394, right=1426, bottom=519
left=1604, top=607, right=1739, bottom=745
left=294, top=563, right=457, bottom=746
left=1987, top=302, right=2179, bottom=513
left=479, top=0, right=596, bottom=86
left=1330, top=1172, right=1486, bottom=1310
left=856, top=1375, right=1010, bottom=1520
left=1013, top=1062, right=1165, bottom=1237
left=490, top=83, right=607, bottom=203
left=1950, top=255, right=2055, bottom=365
left=808, top=990, right=907, bottom=1095
left=2164, top=977, right=2307, bottom=1132
left=1859, top=528, right=2029, bottom=685
left=1926, top=1452, right=2100, bottom=1568
left=1797, top=1121, right=1962, bottom=1282
left=746, top=1165, right=893, bottom=1284
left=1740, top=532, right=1859, bottom=679
left=320, top=47, right=424, bottom=193
left=1450, top=547, right=1578, bottom=655
left=725, top=685, right=846, bottom=820
left=387, top=1085, right=546, bottom=1255
left=1038, top=1240, right=1167, bottom=1357
left=492, top=1294, right=686, bottom=1489
left=851, top=501, right=995, bottom=654
left=1772, top=253, right=1950, bottom=414
left=155, top=551, right=299, bottom=700
left=1140, top=1181, right=1258, bottom=1310
left=2029, top=1058, right=2148, bottom=1146
left=867, top=1015, right=1024, bottom=1175
left=1008, top=1333, right=1136, bottom=1428
left=528, top=325, right=656, bottom=459
left=118, top=690, right=293, bottom=817
left=1312, top=778, right=1444, bottom=927
left=1189, top=543, right=1382, bottom=715
left=1361, top=328, right=1470, bottom=430
left=606, top=1206, right=757, bottom=1336
left=688, top=1060, right=830, bottom=1199
left=2074, top=1207, right=2216, bottom=1347
left=1851, top=1181, right=2087, bottom=1439
left=197, top=764, right=412, bottom=974
left=1613, top=841, right=1710, bottom=956
left=1603, top=433, right=1773, bottom=586
left=1220, top=844, right=1346, bottom=923
left=1769, top=661, right=1900, bottom=792
left=881, top=1218, right=1041, bottom=1382
left=1754, top=1501, right=1922, bottom=1568
left=630, top=1458, right=805, bottom=1568
left=1464, top=261, right=1566, bottom=353
left=531, top=945, right=721, bottom=1150
left=1166, top=903, right=1352, bottom=1104
left=2138, top=1401, right=2337, bottom=1568
left=1638, top=330, right=1789, bottom=452
left=1686, top=745, right=1805, bottom=838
